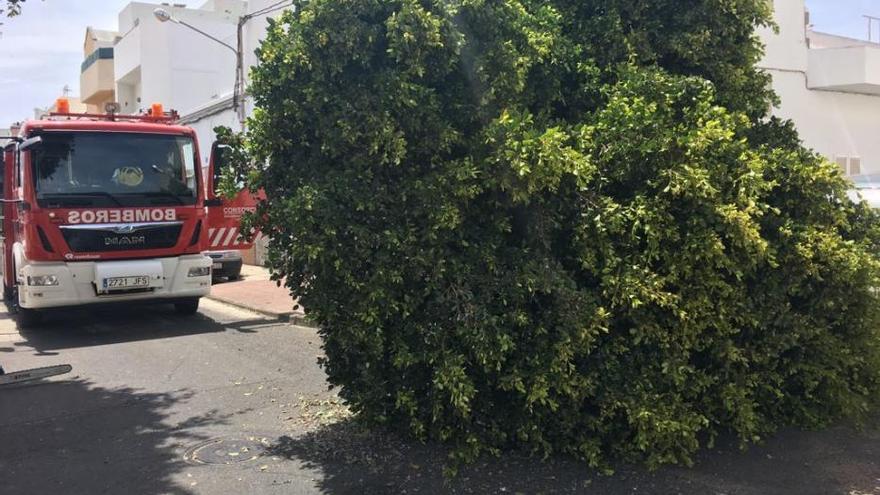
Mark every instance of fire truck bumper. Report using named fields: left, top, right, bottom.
left=17, top=255, right=213, bottom=310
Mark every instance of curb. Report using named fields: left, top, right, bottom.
left=205, top=295, right=317, bottom=328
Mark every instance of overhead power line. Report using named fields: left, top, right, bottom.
left=247, top=0, right=295, bottom=20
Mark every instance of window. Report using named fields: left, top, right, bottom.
left=836, top=156, right=863, bottom=176
left=31, top=131, right=199, bottom=208
left=211, top=144, right=246, bottom=195
left=212, top=144, right=225, bottom=194
left=15, top=144, right=22, bottom=188
left=80, top=47, right=114, bottom=73
left=850, top=157, right=862, bottom=176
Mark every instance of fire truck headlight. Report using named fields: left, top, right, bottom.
left=188, top=266, right=211, bottom=278
left=27, top=275, right=59, bottom=286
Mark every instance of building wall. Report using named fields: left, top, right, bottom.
left=182, top=0, right=289, bottom=171
left=759, top=0, right=880, bottom=177
left=113, top=1, right=242, bottom=116
left=81, top=55, right=117, bottom=112
left=81, top=28, right=119, bottom=112
left=186, top=103, right=238, bottom=167
left=758, top=0, right=809, bottom=73
left=769, top=71, right=880, bottom=173
left=808, top=30, right=870, bottom=49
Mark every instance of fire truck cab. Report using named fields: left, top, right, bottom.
left=203, top=141, right=262, bottom=279
left=0, top=103, right=214, bottom=325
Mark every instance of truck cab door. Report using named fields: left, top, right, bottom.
left=205, top=142, right=260, bottom=251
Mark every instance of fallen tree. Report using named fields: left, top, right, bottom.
left=237, top=0, right=880, bottom=469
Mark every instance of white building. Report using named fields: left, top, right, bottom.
left=80, top=28, right=121, bottom=114
left=178, top=0, right=285, bottom=162
left=182, top=0, right=880, bottom=182
left=113, top=0, right=246, bottom=138
left=109, top=0, right=879, bottom=177
left=760, top=0, right=880, bottom=178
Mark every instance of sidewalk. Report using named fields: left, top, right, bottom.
left=206, top=264, right=312, bottom=326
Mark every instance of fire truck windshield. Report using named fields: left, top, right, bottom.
left=31, top=131, right=198, bottom=208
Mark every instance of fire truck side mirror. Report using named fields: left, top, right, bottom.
left=18, top=135, right=43, bottom=152
left=210, top=142, right=230, bottom=163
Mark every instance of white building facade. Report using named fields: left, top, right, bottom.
left=111, top=0, right=880, bottom=176
left=177, top=0, right=284, bottom=162
left=759, top=0, right=880, bottom=178
left=113, top=0, right=246, bottom=163
left=183, top=0, right=880, bottom=180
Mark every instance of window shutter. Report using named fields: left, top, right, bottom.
left=850, top=157, right=862, bottom=176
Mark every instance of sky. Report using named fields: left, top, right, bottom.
left=0, top=0, right=876, bottom=126
left=806, top=0, right=880, bottom=38
left=0, top=0, right=130, bottom=126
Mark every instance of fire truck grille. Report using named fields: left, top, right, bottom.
left=60, top=222, right=183, bottom=253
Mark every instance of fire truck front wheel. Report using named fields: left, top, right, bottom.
left=10, top=286, right=42, bottom=328
left=174, top=298, right=201, bottom=315
left=17, top=307, right=42, bottom=328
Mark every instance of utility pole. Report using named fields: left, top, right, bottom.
left=865, top=15, right=880, bottom=43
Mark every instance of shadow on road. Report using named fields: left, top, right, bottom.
left=266, top=417, right=880, bottom=494
left=0, top=378, right=227, bottom=495
left=8, top=302, right=282, bottom=356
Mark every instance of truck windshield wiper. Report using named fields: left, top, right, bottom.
left=39, top=192, right=124, bottom=207
left=130, top=191, right=190, bottom=205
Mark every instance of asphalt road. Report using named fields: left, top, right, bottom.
left=0, top=299, right=332, bottom=495
left=1, top=299, right=879, bottom=495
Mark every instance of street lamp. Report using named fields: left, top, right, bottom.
left=153, top=7, right=247, bottom=129
left=153, top=7, right=173, bottom=23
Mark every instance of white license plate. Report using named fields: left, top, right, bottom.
left=103, top=276, right=150, bottom=290
left=212, top=263, right=223, bottom=269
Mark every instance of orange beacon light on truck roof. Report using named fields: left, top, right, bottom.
left=150, top=103, right=164, bottom=117
left=55, top=98, right=70, bottom=114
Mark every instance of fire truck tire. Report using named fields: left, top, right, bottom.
left=10, top=286, right=42, bottom=328
left=174, top=298, right=200, bottom=315
left=17, top=307, right=42, bottom=328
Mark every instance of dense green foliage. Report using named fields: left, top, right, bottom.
left=241, top=0, right=880, bottom=468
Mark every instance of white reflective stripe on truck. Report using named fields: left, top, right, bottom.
left=208, top=227, right=240, bottom=247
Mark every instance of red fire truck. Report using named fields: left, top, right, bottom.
left=0, top=101, right=228, bottom=326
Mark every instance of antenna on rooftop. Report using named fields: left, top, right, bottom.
left=62, top=84, right=71, bottom=97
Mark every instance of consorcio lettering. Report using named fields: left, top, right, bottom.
left=222, top=206, right=257, bottom=218
left=67, top=209, right=177, bottom=224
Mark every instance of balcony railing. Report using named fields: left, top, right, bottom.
left=81, top=47, right=114, bottom=73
